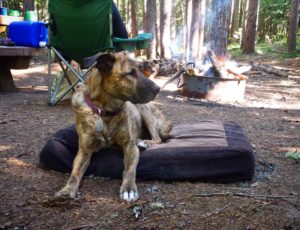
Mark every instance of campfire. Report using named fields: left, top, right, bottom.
left=161, top=50, right=252, bottom=102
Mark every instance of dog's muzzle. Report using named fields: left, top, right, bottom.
left=133, top=75, right=160, bottom=104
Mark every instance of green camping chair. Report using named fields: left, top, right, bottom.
left=48, top=0, right=152, bottom=105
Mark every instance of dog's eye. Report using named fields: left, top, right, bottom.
left=129, top=68, right=137, bottom=76
left=122, top=68, right=138, bottom=78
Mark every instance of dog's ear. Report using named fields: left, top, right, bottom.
left=96, top=53, right=116, bottom=75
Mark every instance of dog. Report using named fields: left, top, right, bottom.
left=55, top=51, right=172, bottom=202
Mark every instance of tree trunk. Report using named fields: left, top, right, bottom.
left=238, top=0, right=245, bottom=28
left=145, top=0, right=157, bottom=59
left=24, top=0, right=35, bottom=11
left=130, top=0, right=138, bottom=38
left=241, top=0, right=259, bottom=54
left=121, top=0, right=126, bottom=23
left=226, top=0, right=233, bottom=38
left=170, top=0, right=177, bottom=44
left=204, top=0, right=212, bottom=43
left=288, top=0, right=300, bottom=53
left=184, top=0, right=192, bottom=58
left=185, top=0, right=206, bottom=61
left=230, top=0, right=240, bottom=38
left=209, top=0, right=232, bottom=57
left=126, top=0, right=130, bottom=33
left=156, top=1, right=160, bottom=57
left=159, top=0, right=172, bottom=58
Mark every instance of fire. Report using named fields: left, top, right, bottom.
left=186, top=50, right=251, bottom=80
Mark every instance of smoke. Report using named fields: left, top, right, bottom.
left=167, top=0, right=232, bottom=62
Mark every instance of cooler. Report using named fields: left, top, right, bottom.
left=8, top=21, right=48, bottom=47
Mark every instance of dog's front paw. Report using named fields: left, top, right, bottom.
left=136, top=139, right=148, bottom=150
left=55, top=186, right=78, bottom=199
left=120, top=184, right=139, bottom=202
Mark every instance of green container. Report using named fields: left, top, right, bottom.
left=24, top=11, right=38, bottom=21
left=9, top=10, right=20, bottom=17
left=112, top=33, right=153, bottom=52
left=136, top=33, right=153, bottom=49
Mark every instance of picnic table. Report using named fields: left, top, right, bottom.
left=0, top=46, right=47, bottom=92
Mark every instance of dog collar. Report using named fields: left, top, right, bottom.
left=84, top=94, right=121, bottom=117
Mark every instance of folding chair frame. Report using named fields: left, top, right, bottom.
left=47, top=10, right=113, bottom=106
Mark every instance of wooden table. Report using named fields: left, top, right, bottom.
left=0, top=46, right=47, bottom=92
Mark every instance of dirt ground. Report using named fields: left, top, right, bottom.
left=0, top=55, right=299, bottom=230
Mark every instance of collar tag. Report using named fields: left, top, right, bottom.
left=95, top=116, right=104, bottom=132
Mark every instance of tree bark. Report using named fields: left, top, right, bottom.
left=24, top=0, right=35, bottom=11
left=170, top=0, right=177, bottom=44
left=288, top=0, right=300, bottom=52
left=159, top=0, right=172, bottom=58
left=121, top=0, right=126, bottom=24
left=130, top=0, right=138, bottom=38
left=230, top=0, right=240, bottom=38
left=238, top=0, right=244, bottom=28
left=145, top=0, right=157, bottom=59
left=209, top=0, right=232, bottom=57
left=241, top=0, right=259, bottom=54
left=185, top=0, right=206, bottom=61
left=184, top=0, right=192, bottom=58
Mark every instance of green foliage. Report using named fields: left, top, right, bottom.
left=258, top=0, right=290, bottom=40
left=228, top=33, right=300, bottom=58
left=227, top=42, right=243, bottom=58
left=285, top=152, right=300, bottom=163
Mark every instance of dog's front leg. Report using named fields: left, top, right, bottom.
left=55, top=148, right=93, bottom=198
left=120, top=141, right=139, bottom=202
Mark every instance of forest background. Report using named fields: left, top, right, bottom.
left=1, top=0, right=299, bottom=62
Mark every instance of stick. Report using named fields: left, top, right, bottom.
left=194, top=192, right=292, bottom=200
left=65, top=223, right=100, bottom=230
left=202, top=203, right=231, bottom=219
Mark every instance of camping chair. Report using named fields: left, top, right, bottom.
left=48, top=0, right=152, bottom=105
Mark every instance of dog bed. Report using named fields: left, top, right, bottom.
left=39, top=121, right=255, bottom=183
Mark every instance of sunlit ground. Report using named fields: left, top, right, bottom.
left=8, top=59, right=300, bottom=111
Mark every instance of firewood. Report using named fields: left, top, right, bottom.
left=206, top=50, right=226, bottom=78
left=226, top=68, right=248, bottom=80
left=251, top=62, right=289, bottom=77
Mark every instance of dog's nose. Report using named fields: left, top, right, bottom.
left=152, top=84, right=160, bottom=95
left=136, top=76, right=161, bottom=103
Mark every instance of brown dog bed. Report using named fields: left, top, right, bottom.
left=39, top=121, right=255, bottom=183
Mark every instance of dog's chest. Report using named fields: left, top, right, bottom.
left=94, top=116, right=122, bottom=147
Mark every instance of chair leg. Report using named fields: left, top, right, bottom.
left=48, top=47, right=97, bottom=105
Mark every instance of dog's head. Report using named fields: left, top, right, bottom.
left=94, top=52, right=160, bottom=104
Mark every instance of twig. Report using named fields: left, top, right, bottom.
left=194, top=192, right=292, bottom=200
left=202, top=203, right=231, bottom=219
left=64, top=222, right=100, bottom=230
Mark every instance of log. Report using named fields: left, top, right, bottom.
left=206, top=50, right=249, bottom=80
left=206, top=50, right=226, bottom=78
left=252, top=62, right=289, bottom=77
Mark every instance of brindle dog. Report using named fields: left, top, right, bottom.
left=55, top=51, right=172, bottom=202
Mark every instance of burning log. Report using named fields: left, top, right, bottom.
left=225, top=68, right=249, bottom=80
left=204, top=50, right=250, bottom=80
left=160, top=50, right=252, bottom=90
left=251, top=62, right=289, bottom=78
left=206, top=50, right=226, bottom=78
